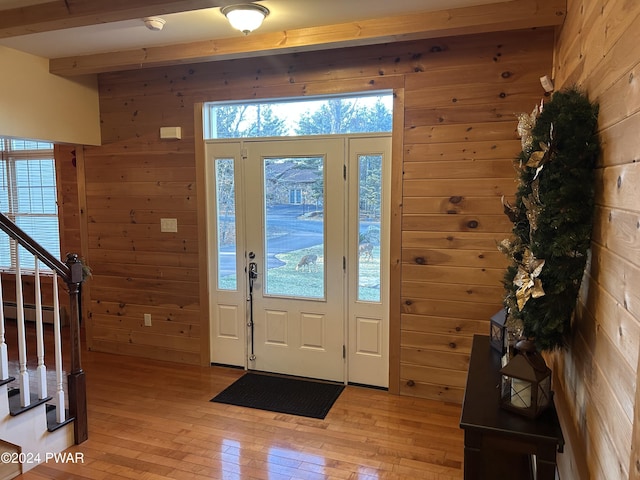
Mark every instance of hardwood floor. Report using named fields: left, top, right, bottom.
left=14, top=344, right=464, bottom=479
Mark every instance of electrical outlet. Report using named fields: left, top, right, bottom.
left=144, top=313, right=152, bottom=327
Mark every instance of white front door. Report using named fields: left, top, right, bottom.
left=206, top=135, right=390, bottom=386
left=244, top=138, right=345, bottom=382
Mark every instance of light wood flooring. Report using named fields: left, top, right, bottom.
left=13, top=337, right=464, bottom=479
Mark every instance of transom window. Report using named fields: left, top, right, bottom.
left=204, top=92, right=392, bottom=139
left=0, top=138, right=59, bottom=271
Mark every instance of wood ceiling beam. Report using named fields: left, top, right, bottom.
left=50, top=0, right=566, bottom=76
left=0, top=0, right=234, bottom=38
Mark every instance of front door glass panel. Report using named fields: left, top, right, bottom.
left=263, top=156, right=325, bottom=299
left=214, top=158, right=237, bottom=290
left=357, top=154, right=382, bottom=302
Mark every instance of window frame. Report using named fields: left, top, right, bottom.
left=203, top=91, right=393, bottom=140
left=0, top=138, right=59, bottom=273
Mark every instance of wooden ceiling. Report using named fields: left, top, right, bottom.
left=0, top=0, right=566, bottom=76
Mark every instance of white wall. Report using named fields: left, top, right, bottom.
left=0, top=46, right=100, bottom=145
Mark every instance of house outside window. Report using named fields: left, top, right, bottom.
left=0, top=138, right=59, bottom=271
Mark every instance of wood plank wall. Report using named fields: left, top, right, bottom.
left=398, top=28, right=553, bottom=401
left=56, top=144, right=82, bottom=258
left=76, top=28, right=553, bottom=397
left=549, top=1, right=640, bottom=479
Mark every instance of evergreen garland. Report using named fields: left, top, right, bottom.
left=500, top=88, right=600, bottom=351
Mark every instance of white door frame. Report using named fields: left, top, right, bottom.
left=205, top=134, right=390, bottom=386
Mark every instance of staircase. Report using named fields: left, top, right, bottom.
left=0, top=384, right=74, bottom=475
left=0, top=213, right=87, bottom=477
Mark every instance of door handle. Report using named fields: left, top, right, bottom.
left=249, top=262, right=258, bottom=279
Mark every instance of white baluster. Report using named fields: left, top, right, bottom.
left=15, top=246, right=30, bottom=407
left=0, top=273, right=8, bottom=380
left=35, top=259, right=47, bottom=399
left=52, top=273, right=65, bottom=423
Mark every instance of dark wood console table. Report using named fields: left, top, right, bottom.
left=460, top=335, right=564, bottom=479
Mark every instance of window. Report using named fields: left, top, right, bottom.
left=289, top=189, right=302, bottom=204
left=204, top=92, right=393, bottom=139
left=214, top=157, right=238, bottom=290
left=0, top=138, right=59, bottom=271
left=357, top=153, right=382, bottom=302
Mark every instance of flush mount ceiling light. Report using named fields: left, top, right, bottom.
left=221, top=4, right=270, bottom=35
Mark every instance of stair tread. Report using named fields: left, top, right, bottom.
left=8, top=390, right=52, bottom=416
left=45, top=405, right=75, bottom=432
left=0, top=377, right=15, bottom=387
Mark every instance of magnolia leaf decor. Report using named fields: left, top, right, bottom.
left=501, top=88, right=600, bottom=351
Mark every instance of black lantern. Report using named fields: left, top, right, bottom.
left=499, top=339, right=552, bottom=419
left=489, top=309, right=507, bottom=354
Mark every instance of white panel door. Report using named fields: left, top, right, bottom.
left=347, top=136, right=391, bottom=387
left=206, top=142, right=247, bottom=366
left=244, top=138, right=345, bottom=382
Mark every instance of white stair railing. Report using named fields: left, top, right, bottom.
left=0, top=212, right=87, bottom=444
left=15, top=246, right=31, bottom=408
left=8, top=249, right=70, bottom=419
left=0, top=274, right=8, bottom=381
left=5, top=247, right=68, bottom=420
left=52, top=272, right=66, bottom=423
left=35, top=259, right=48, bottom=400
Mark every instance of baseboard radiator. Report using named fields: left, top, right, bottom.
left=2, top=301, right=67, bottom=326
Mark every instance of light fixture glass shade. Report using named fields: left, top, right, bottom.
left=222, top=4, right=269, bottom=35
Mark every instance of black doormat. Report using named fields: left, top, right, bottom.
left=211, top=372, right=344, bottom=419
